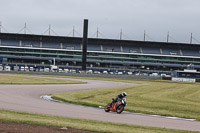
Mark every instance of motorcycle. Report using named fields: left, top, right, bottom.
left=105, top=97, right=127, bottom=114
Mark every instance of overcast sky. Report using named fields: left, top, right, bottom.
left=0, top=0, right=200, bottom=43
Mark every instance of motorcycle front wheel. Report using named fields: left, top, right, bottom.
left=116, top=105, right=124, bottom=114
left=105, top=103, right=110, bottom=112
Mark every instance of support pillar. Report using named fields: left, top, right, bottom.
left=82, top=19, right=88, bottom=71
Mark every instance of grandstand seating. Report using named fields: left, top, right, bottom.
left=88, top=44, right=101, bottom=51
left=162, top=48, right=180, bottom=55
left=181, top=49, right=200, bottom=56
left=122, top=45, right=141, bottom=53
left=1, top=39, right=19, bottom=46
left=101, top=60, right=122, bottom=63
left=142, top=47, right=161, bottom=54
left=42, top=42, right=61, bottom=49
left=22, top=40, right=40, bottom=47
left=1, top=37, right=200, bottom=58
left=63, top=43, right=81, bottom=50
left=102, top=44, right=121, bottom=52
left=162, top=63, right=182, bottom=67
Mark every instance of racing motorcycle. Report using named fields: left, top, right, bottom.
left=105, top=97, right=127, bottom=114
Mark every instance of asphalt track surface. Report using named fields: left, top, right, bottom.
left=0, top=75, right=200, bottom=132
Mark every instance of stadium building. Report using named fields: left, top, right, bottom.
left=0, top=32, right=200, bottom=73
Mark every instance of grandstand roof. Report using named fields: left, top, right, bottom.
left=0, top=33, right=200, bottom=49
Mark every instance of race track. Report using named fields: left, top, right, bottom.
left=0, top=75, right=200, bottom=131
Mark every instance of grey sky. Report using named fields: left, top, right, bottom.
left=0, top=0, right=200, bottom=43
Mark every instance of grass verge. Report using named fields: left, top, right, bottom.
left=0, top=109, right=196, bottom=133
left=0, top=74, right=85, bottom=84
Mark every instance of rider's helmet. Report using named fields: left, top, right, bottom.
left=122, top=92, right=127, bottom=97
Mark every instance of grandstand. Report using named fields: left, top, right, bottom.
left=0, top=32, right=200, bottom=73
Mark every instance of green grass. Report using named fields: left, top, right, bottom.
left=52, top=80, right=200, bottom=121
left=0, top=74, right=85, bottom=84
left=0, top=109, right=196, bottom=133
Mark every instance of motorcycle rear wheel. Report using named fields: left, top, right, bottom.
left=116, top=105, right=124, bottom=114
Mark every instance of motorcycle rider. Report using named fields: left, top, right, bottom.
left=108, top=92, right=127, bottom=107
